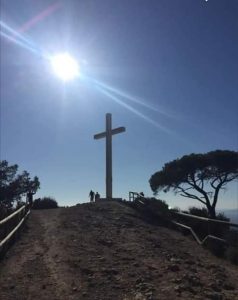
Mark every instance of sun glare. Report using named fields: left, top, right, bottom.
left=50, top=53, right=79, bottom=81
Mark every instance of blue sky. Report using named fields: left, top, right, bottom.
left=1, top=0, right=238, bottom=210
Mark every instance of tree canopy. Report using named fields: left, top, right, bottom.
left=0, top=160, right=40, bottom=211
left=149, top=150, right=238, bottom=218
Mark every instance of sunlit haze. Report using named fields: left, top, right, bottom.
left=50, top=53, right=79, bottom=81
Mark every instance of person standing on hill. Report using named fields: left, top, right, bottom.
left=95, top=192, right=100, bottom=202
left=89, top=190, right=95, bottom=202
left=27, top=192, right=34, bottom=208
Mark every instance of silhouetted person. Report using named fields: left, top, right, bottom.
left=27, top=192, right=34, bottom=208
left=95, top=192, right=100, bottom=202
left=89, top=190, right=95, bottom=202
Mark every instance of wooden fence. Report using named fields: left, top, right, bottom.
left=0, top=205, right=30, bottom=254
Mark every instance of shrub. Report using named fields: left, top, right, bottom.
left=144, top=197, right=169, bottom=216
left=132, top=197, right=170, bottom=225
left=188, top=207, right=209, bottom=217
left=32, top=197, right=58, bottom=209
left=170, top=207, right=181, bottom=213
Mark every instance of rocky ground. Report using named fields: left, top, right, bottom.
left=0, top=200, right=238, bottom=300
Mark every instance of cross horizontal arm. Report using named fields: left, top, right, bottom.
left=94, top=126, right=126, bottom=140
left=94, top=132, right=107, bottom=140
left=112, top=126, right=126, bottom=135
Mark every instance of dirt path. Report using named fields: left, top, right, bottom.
left=0, top=209, right=61, bottom=299
left=0, top=201, right=238, bottom=300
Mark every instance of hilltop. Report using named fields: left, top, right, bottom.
left=0, top=200, right=238, bottom=300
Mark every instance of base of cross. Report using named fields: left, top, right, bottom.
left=95, top=198, right=123, bottom=202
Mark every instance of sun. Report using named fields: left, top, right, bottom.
left=50, top=53, right=79, bottom=81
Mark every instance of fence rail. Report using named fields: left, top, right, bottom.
left=171, top=220, right=227, bottom=245
left=0, top=205, right=26, bottom=226
left=128, top=191, right=238, bottom=245
left=0, top=204, right=30, bottom=252
left=171, top=211, right=238, bottom=228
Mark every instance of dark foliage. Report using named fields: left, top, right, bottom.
left=141, top=197, right=169, bottom=217
left=129, top=197, right=170, bottom=226
left=0, top=160, right=40, bottom=217
left=225, top=229, right=238, bottom=265
left=149, top=150, right=238, bottom=218
left=32, top=197, right=58, bottom=209
left=187, top=206, right=209, bottom=217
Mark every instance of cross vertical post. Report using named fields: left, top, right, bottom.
left=106, top=113, right=112, bottom=199
left=94, top=113, right=126, bottom=200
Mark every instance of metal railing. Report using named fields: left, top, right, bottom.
left=170, top=220, right=227, bottom=245
left=128, top=191, right=238, bottom=245
left=171, top=211, right=238, bottom=228
left=129, top=191, right=145, bottom=202
left=170, top=211, right=238, bottom=245
left=0, top=204, right=30, bottom=252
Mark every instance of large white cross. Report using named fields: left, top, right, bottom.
left=94, top=113, right=126, bottom=200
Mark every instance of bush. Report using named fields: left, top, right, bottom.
left=133, top=197, right=168, bottom=212
left=32, top=197, right=58, bottom=209
left=131, top=197, right=170, bottom=225
left=143, top=198, right=169, bottom=216
left=188, top=207, right=209, bottom=217
left=170, top=207, right=181, bottom=213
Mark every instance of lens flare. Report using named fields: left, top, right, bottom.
left=0, top=21, right=49, bottom=59
left=97, top=86, right=173, bottom=135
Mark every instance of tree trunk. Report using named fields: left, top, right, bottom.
left=207, top=205, right=216, bottom=219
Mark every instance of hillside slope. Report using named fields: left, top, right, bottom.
left=0, top=201, right=238, bottom=300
